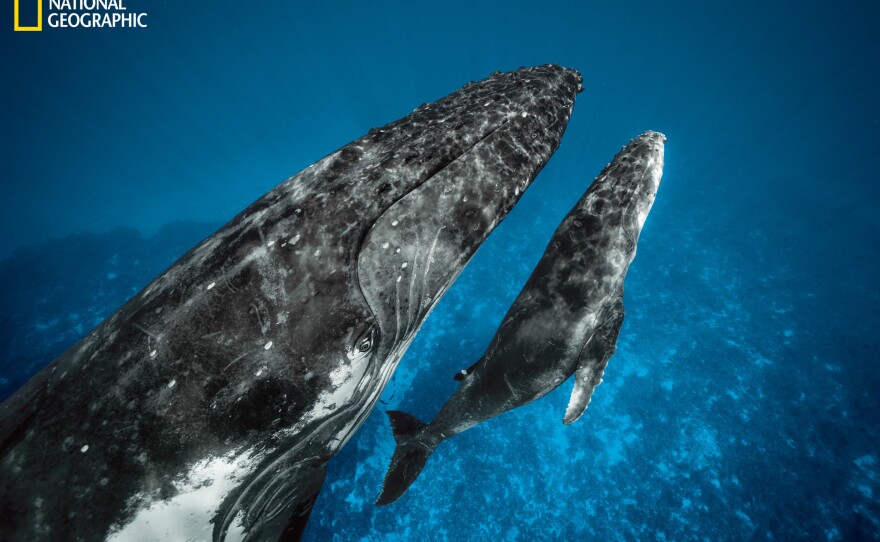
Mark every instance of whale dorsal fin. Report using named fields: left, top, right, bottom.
left=563, top=297, right=625, bottom=425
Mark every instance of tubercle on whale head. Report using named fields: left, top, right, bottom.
left=588, top=130, right=665, bottom=212
left=506, top=65, right=583, bottom=133
left=628, top=131, right=666, bottom=229
left=636, top=130, right=666, bottom=165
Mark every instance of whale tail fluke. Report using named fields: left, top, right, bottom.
left=376, top=410, right=434, bottom=506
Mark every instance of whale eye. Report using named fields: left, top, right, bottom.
left=349, top=324, right=378, bottom=360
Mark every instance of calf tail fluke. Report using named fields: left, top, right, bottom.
left=376, top=410, right=434, bottom=506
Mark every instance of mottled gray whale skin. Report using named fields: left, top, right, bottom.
left=0, top=65, right=582, bottom=541
left=377, top=131, right=665, bottom=505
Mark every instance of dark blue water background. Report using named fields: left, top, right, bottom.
left=2, top=1, right=878, bottom=539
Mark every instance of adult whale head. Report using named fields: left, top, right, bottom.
left=0, top=65, right=583, bottom=541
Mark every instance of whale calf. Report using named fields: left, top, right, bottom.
left=0, top=65, right=583, bottom=541
left=376, top=131, right=665, bottom=505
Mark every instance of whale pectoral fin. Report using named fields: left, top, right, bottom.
left=563, top=298, right=625, bottom=425
left=214, top=456, right=329, bottom=542
left=278, top=460, right=329, bottom=541
left=453, top=359, right=481, bottom=382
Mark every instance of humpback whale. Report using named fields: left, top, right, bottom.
left=376, top=131, right=665, bottom=505
left=0, top=65, right=583, bottom=541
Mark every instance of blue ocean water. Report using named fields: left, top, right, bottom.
left=2, top=1, right=879, bottom=540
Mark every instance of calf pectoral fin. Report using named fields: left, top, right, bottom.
left=563, top=299, right=625, bottom=425
left=563, top=362, right=609, bottom=425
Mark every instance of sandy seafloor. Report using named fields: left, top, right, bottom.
left=2, top=1, right=879, bottom=540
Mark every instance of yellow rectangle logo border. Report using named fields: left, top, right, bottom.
left=14, top=0, right=43, bottom=31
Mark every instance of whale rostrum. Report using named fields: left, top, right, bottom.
left=376, top=131, right=665, bottom=506
left=0, top=65, right=583, bottom=541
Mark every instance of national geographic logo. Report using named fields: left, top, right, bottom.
left=13, top=0, right=148, bottom=31
left=13, top=0, right=41, bottom=30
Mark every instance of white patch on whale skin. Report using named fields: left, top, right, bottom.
left=107, top=452, right=258, bottom=542
left=305, top=353, right=371, bottom=424
left=283, top=342, right=384, bottom=445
